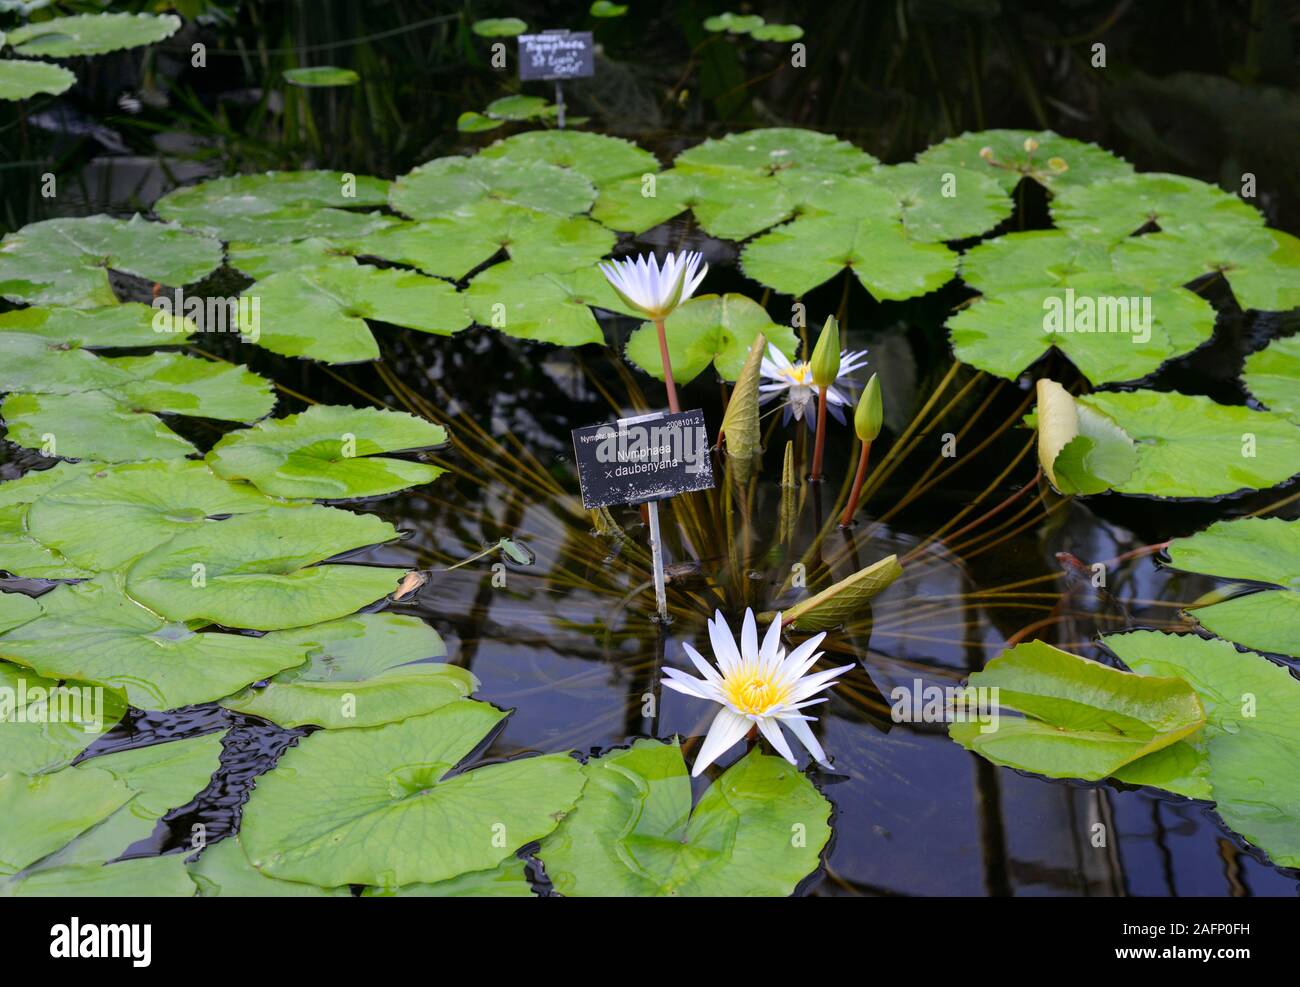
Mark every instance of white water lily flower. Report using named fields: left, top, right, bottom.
left=599, top=250, right=708, bottom=321
left=759, top=342, right=869, bottom=430
left=663, top=608, right=854, bottom=776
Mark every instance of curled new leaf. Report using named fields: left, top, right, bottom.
left=778, top=554, right=902, bottom=630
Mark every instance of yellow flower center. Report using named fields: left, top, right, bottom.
left=722, top=669, right=790, bottom=716
left=780, top=362, right=813, bottom=386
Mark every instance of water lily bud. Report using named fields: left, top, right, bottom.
left=854, top=373, right=882, bottom=441
left=809, top=314, right=841, bottom=389
left=1048, top=156, right=1069, bottom=173
left=1023, top=136, right=1039, bottom=153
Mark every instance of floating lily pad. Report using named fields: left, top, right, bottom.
left=915, top=129, right=1134, bottom=193
left=1164, top=517, right=1300, bottom=657
left=190, top=836, right=351, bottom=897
left=465, top=262, right=636, bottom=346
left=537, top=739, right=831, bottom=896
left=870, top=162, right=1013, bottom=242
left=1243, top=334, right=1300, bottom=423
left=741, top=214, right=957, bottom=299
left=0, top=331, right=140, bottom=394
left=1051, top=173, right=1263, bottom=243
left=0, top=574, right=309, bottom=708
left=1036, top=381, right=1138, bottom=496
left=624, top=293, right=796, bottom=384
left=155, top=171, right=391, bottom=243
left=0, top=462, right=95, bottom=509
left=223, top=613, right=475, bottom=729
left=590, top=1, right=628, bottom=17
left=0, top=663, right=126, bottom=775
left=471, top=17, right=527, bottom=37
left=949, top=640, right=1206, bottom=781
left=479, top=129, right=660, bottom=187
left=1109, top=227, right=1300, bottom=312
left=5, top=12, right=180, bottom=57
left=3, top=854, right=195, bottom=896
left=283, top=66, right=359, bottom=87
left=0, top=59, right=74, bottom=100
left=0, top=763, right=131, bottom=876
left=594, top=165, right=793, bottom=240
left=958, top=230, right=1115, bottom=294
left=112, top=352, right=275, bottom=421
left=482, top=94, right=551, bottom=121
left=0, top=215, right=223, bottom=308
left=676, top=127, right=878, bottom=176
left=0, top=303, right=196, bottom=348
left=226, top=237, right=351, bottom=279
left=24, top=460, right=278, bottom=572
left=1105, top=630, right=1300, bottom=869
left=123, top=505, right=404, bottom=632
left=0, top=593, right=41, bottom=634
left=206, top=404, right=446, bottom=500
left=947, top=278, right=1217, bottom=384
left=455, top=110, right=503, bottom=133
left=360, top=857, right=535, bottom=896
left=1, top=390, right=197, bottom=462
left=703, top=12, right=766, bottom=33
left=750, top=23, right=803, bottom=42
left=0, top=501, right=91, bottom=578
left=390, top=155, right=595, bottom=220
left=240, top=699, right=585, bottom=887
left=240, top=260, right=471, bottom=363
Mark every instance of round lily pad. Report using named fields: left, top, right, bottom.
left=240, top=698, right=585, bottom=887
left=479, top=129, right=660, bottom=187
left=675, top=127, right=878, bottom=176
left=5, top=12, right=180, bottom=57
left=0, top=303, right=197, bottom=348
left=537, top=739, right=831, bottom=896
left=464, top=261, right=636, bottom=346
left=471, top=17, right=527, bottom=37
left=0, top=59, right=75, bottom=101
left=870, top=162, right=1013, bottom=242
left=206, top=403, right=447, bottom=500
left=0, top=663, right=126, bottom=775
left=1, top=390, right=197, bottom=463
left=390, top=155, right=595, bottom=220
left=915, top=129, right=1134, bottom=192
left=223, top=613, right=476, bottom=728
left=958, top=230, right=1115, bottom=294
left=283, top=66, right=360, bottom=88
left=1051, top=172, right=1263, bottom=243
left=1243, top=334, right=1300, bottom=422
left=595, top=165, right=794, bottom=240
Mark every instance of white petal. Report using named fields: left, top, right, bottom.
left=756, top=716, right=798, bottom=766
left=782, top=714, right=831, bottom=768
left=661, top=671, right=714, bottom=700
left=759, top=612, right=784, bottom=669
left=692, top=707, right=751, bottom=776
left=708, top=610, right=742, bottom=675
left=789, top=662, right=856, bottom=702
left=740, top=609, right=759, bottom=663
left=682, top=641, right=725, bottom=688
left=778, top=631, right=827, bottom=678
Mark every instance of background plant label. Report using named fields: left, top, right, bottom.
left=571, top=409, right=715, bottom=508
left=518, top=30, right=595, bottom=81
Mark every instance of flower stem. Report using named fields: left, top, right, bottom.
left=839, top=440, right=872, bottom=527
left=810, top=386, right=829, bottom=480
left=655, top=318, right=680, bottom=413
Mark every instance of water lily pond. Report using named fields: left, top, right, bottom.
left=2, top=3, right=1299, bottom=900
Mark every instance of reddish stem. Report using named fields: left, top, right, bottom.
left=839, top=440, right=872, bottom=527
left=810, top=386, right=828, bottom=480
left=655, top=319, right=680, bottom=413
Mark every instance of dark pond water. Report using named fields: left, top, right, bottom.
left=4, top=210, right=1296, bottom=896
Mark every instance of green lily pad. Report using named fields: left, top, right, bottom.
left=915, top=129, right=1134, bottom=193
left=479, top=130, right=660, bottom=187
left=283, top=66, right=359, bottom=87
left=154, top=171, right=391, bottom=243
left=703, top=13, right=766, bottom=34
left=0, top=331, right=141, bottom=394
left=223, top=613, right=475, bottom=729
left=360, top=857, right=535, bottom=896
left=0, top=303, right=196, bottom=348
left=624, top=293, right=797, bottom=384
left=0, top=764, right=132, bottom=876
left=1074, top=389, right=1300, bottom=498
left=1243, top=334, right=1300, bottom=423
left=537, top=739, right=831, bottom=896
left=741, top=213, right=957, bottom=299
left=226, top=237, right=352, bottom=279
left=239, top=260, right=471, bottom=364
left=1165, top=517, right=1300, bottom=657
left=1105, top=630, right=1300, bottom=869
left=676, top=128, right=878, bottom=176
left=6, top=12, right=179, bottom=57
left=240, top=699, right=585, bottom=886
left=947, top=278, right=1217, bottom=384
left=0, top=462, right=96, bottom=508
left=958, top=230, right=1115, bottom=294
left=456, top=110, right=503, bottom=133
left=870, top=162, right=1013, bottom=242
left=0, top=59, right=74, bottom=100
left=122, top=505, right=405, bottom=632
left=0, top=663, right=126, bottom=774
left=2, top=854, right=195, bottom=897
left=390, top=155, right=595, bottom=220
left=750, top=23, right=803, bottom=41
left=1051, top=173, right=1263, bottom=243
left=0, top=592, right=41, bottom=634
left=191, top=836, right=350, bottom=897
left=206, top=404, right=446, bottom=500
left=103, top=352, right=276, bottom=422
left=594, top=165, right=794, bottom=240
left=24, top=460, right=278, bottom=573
left=948, top=640, right=1206, bottom=780
left=590, top=1, right=628, bottom=17
left=482, top=94, right=551, bottom=120
left=0, top=500, right=94, bottom=578
left=471, top=17, right=527, bottom=37
left=0, top=574, right=309, bottom=708
left=1109, top=227, right=1300, bottom=312
left=0, top=215, right=223, bottom=308
left=1, top=390, right=197, bottom=462
left=464, top=262, right=635, bottom=346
